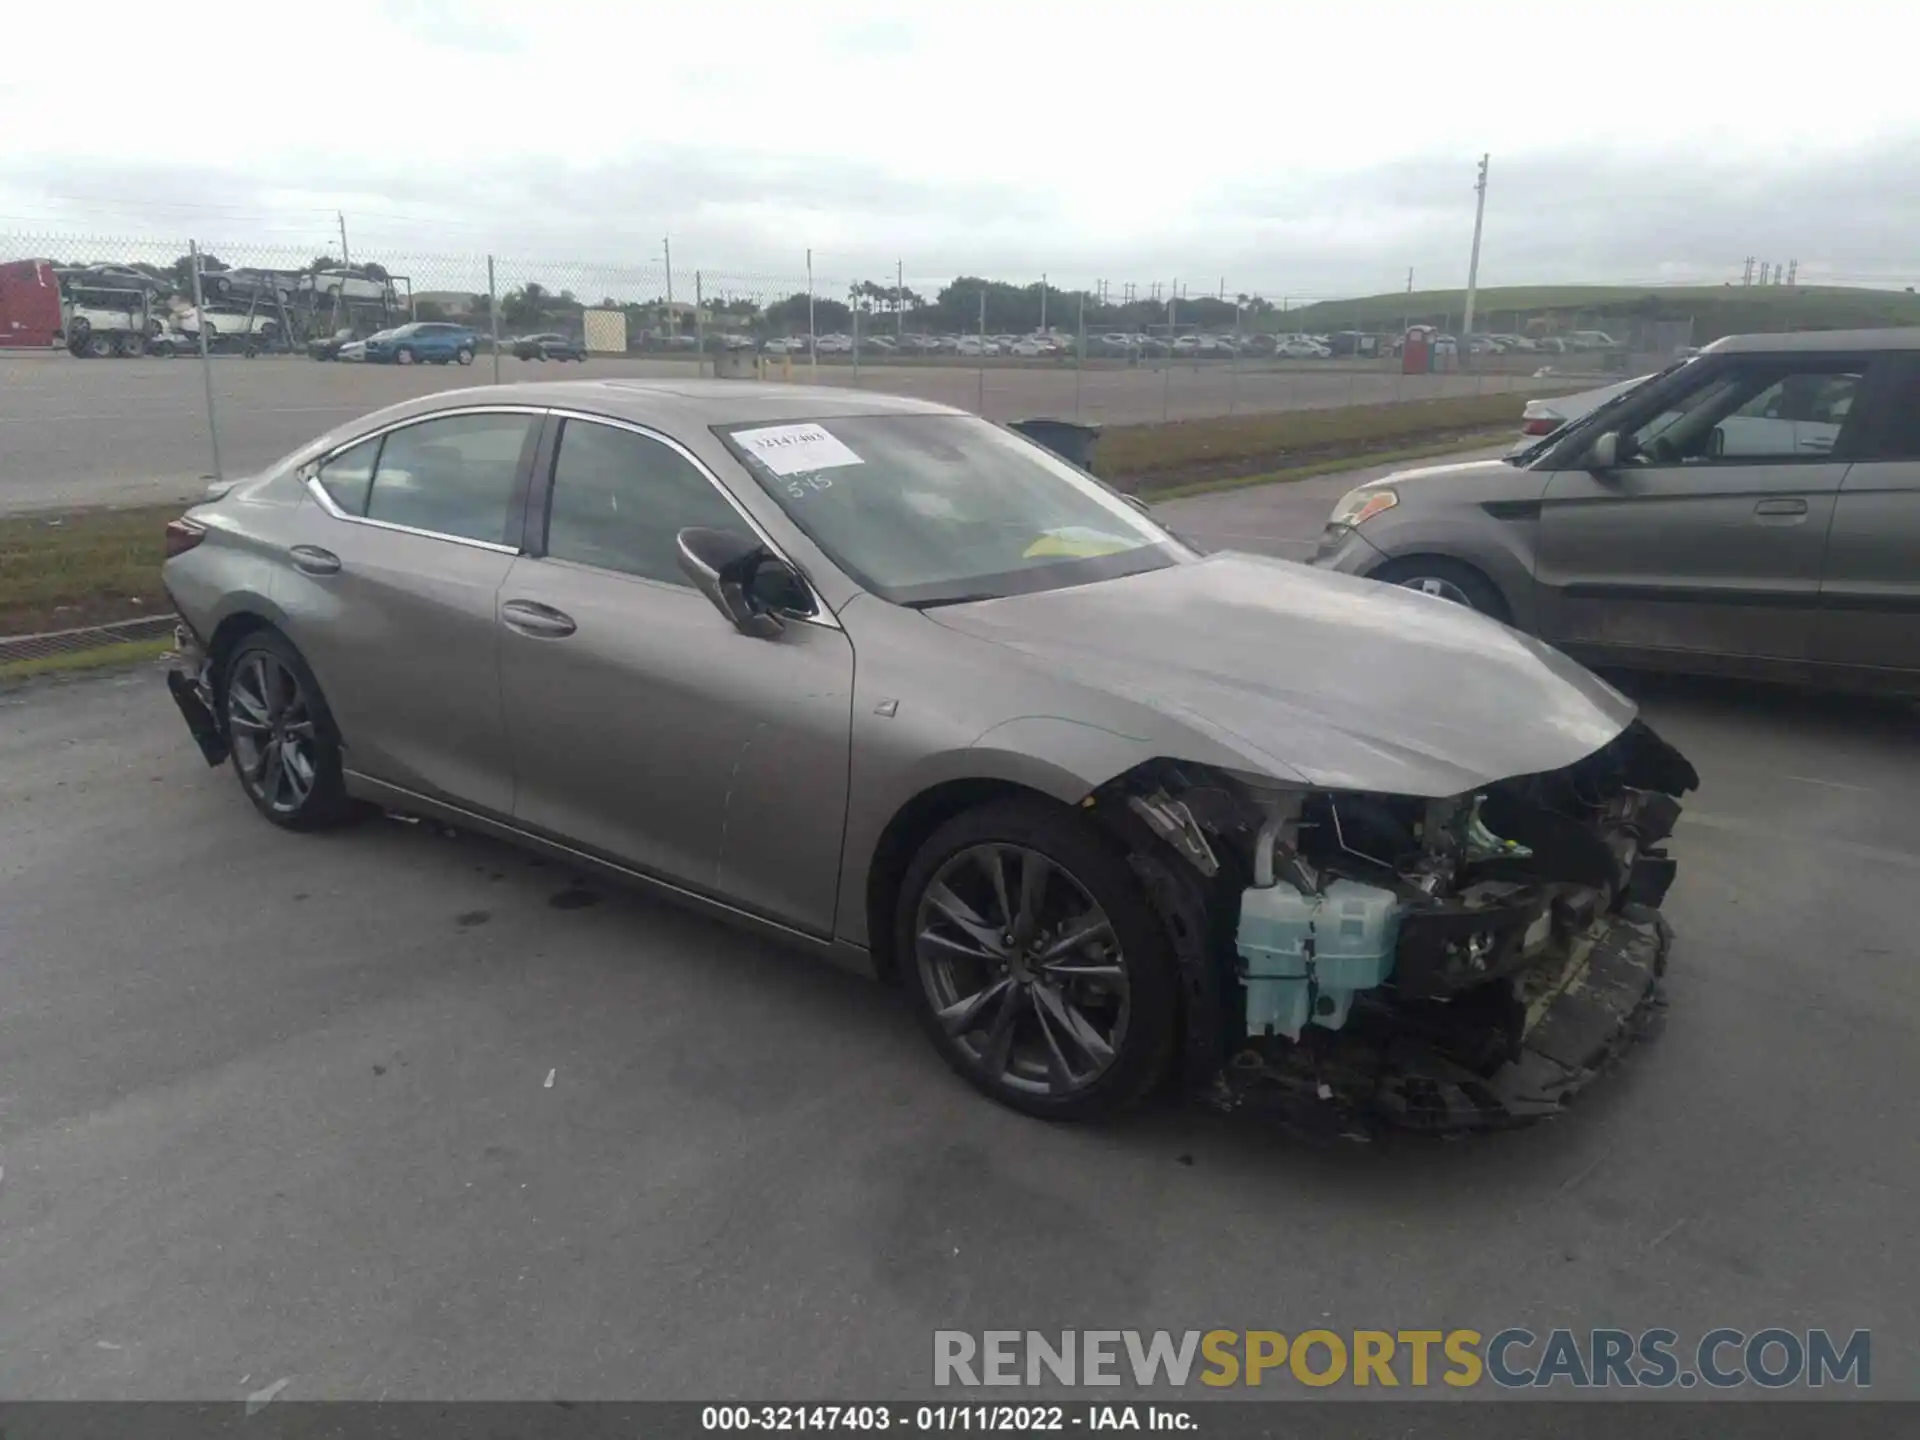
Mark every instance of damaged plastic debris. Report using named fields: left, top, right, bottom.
left=1125, top=790, right=1219, bottom=876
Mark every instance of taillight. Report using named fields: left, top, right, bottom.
left=1521, top=417, right=1562, bottom=436
left=164, top=517, right=207, bottom=558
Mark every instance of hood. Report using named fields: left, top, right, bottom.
left=1358, top=456, right=1513, bottom=491
left=927, top=552, right=1636, bottom=797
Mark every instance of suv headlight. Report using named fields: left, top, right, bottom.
left=1328, top=485, right=1398, bottom=528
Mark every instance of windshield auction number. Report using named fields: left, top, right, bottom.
left=784, top=474, right=835, bottom=500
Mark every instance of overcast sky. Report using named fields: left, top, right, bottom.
left=3, top=0, right=1916, bottom=300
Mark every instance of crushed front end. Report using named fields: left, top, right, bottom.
left=1091, top=719, right=1699, bottom=1136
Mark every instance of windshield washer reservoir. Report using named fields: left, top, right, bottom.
left=1238, top=879, right=1402, bottom=1039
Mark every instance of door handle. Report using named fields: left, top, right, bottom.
left=1754, top=498, right=1808, bottom=517
left=501, top=599, right=577, bottom=638
left=290, top=545, right=341, bottom=575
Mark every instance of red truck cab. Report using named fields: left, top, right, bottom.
left=0, top=258, right=65, bottom=348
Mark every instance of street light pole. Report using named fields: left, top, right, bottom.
left=1461, top=155, right=1489, bottom=350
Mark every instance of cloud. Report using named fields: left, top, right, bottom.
left=5, top=131, right=1918, bottom=300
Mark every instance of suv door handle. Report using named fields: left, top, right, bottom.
left=501, top=599, right=577, bottom=638
left=1754, top=498, right=1808, bottom=517
left=290, top=545, right=341, bottom=575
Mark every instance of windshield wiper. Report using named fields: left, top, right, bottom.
left=902, top=592, right=1001, bottom=609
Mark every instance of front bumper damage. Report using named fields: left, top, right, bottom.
left=1092, top=718, right=1698, bottom=1138
left=1227, top=902, right=1671, bottom=1136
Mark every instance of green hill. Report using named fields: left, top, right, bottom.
left=1285, top=284, right=1920, bottom=341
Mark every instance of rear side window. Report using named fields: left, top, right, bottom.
left=364, top=413, right=535, bottom=544
left=315, top=436, right=379, bottom=515
left=542, top=419, right=744, bottom=585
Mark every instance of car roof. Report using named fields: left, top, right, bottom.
left=365, top=379, right=966, bottom=431
left=1705, top=327, right=1920, bottom=355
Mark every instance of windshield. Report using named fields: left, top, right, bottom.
left=718, top=414, right=1193, bottom=607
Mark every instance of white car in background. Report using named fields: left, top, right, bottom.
left=174, top=306, right=280, bottom=342
left=297, top=270, right=395, bottom=306
left=1275, top=336, right=1332, bottom=358
left=1512, top=372, right=1656, bottom=449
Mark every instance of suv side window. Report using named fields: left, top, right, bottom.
left=364, top=413, right=534, bottom=544
left=1629, top=358, right=1864, bottom=464
left=316, top=435, right=380, bottom=515
left=543, top=419, right=751, bottom=588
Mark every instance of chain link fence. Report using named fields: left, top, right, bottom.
left=21, top=226, right=1905, bottom=501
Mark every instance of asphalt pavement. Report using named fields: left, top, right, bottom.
left=0, top=351, right=1568, bottom=514
left=1, top=462, right=1914, bottom=1401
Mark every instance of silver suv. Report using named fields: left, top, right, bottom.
left=1312, top=327, right=1920, bottom=691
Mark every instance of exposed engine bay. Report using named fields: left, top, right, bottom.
left=1088, top=719, right=1700, bottom=1136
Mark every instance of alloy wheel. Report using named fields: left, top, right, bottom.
left=228, top=650, right=320, bottom=817
left=914, top=843, right=1129, bottom=1097
left=1399, top=575, right=1474, bottom=607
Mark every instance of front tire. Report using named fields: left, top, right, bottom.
left=895, top=797, right=1178, bottom=1121
left=395, top=346, right=415, bottom=365
left=222, top=631, right=355, bottom=831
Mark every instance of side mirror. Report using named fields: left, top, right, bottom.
left=1588, top=430, right=1629, bottom=471
left=675, top=526, right=789, bottom=638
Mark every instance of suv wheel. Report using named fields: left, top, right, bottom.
left=1371, top=557, right=1508, bottom=619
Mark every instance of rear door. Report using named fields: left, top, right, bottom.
left=498, top=413, right=855, bottom=935
left=1533, top=353, right=1872, bottom=667
left=1812, top=354, right=1920, bottom=677
left=286, top=407, right=542, bottom=815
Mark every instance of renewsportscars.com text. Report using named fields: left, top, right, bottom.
left=933, top=1328, right=1871, bottom=1390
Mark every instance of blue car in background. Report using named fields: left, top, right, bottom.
left=363, top=321, right=479, bottom=366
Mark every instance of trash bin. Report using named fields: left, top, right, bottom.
left=1009, top=418, right=1103, bottom=471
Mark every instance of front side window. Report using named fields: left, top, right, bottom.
left=719, top=414, right=1191, bottom=607
left=364, top=413, right=534, bottom=544
left=543, top=419, right=746, bottom=587
left=1628, top=359, right=1864, bottom=464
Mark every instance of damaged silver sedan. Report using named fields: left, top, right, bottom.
left=160, top=381, right=1697, bottom=1133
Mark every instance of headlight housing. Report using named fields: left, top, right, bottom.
left=1328, top=485, right=1399, bottom=528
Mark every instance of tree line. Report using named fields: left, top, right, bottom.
left=444, top=275, right=1288, bottom=336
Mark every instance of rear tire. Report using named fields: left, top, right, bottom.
left=1371, top=556, right=1509, bottom=620
left=456, top=347, right=474, bottom=366
left=221, top=630, right=355, bottom=832
left=895, top=797, right=1178, bottom=1121
left=87, top=333, right=115, bottom=359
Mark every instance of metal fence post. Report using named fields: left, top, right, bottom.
left=852, top=288, right=861, bottom=382
left=1229, top=298, right=1241, bottom=417
left=188, top=240, right=223, bottom=483
left=1074, top=289, right=1086, bottom=419
left=806, top=248, right=817, bottom=374
left=695, top=270, right=706, bottom=378
left=977, top=289, right=987, bottom=416
left=487, top=255, right=501, bottom=384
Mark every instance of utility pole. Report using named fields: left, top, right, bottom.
left=1403, top=266, right=1413, bottom=336
left=1040, top=273, right=1047, bottom=334
left=1787, top=259, right=1798, bottom=286
left=1460, top=154, right=1489, bottom=348
left=663, top=235, right=674, bottom=322
left=1741, top=256, right=1755, bottom=286
left=806, top=247, right=815, bottom=369
left=896, top=258, right=904, bottom=341
left=1759, top=261, right=1771, bottom=286
left=337, top=212, right=350, bottom=266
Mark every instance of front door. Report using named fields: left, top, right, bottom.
left=498, top=415, right=855, bottom=936
left=288, top=409, right=540, bottom=816
left=1534, top=354, right=1869, bottom=665
left=1813, top=354, right=1920, bottom=677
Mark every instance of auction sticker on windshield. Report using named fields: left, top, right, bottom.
left=732, top=423, right=865, bottom=476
